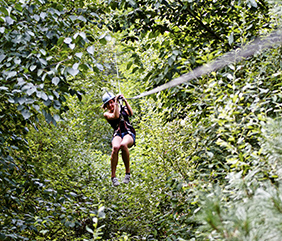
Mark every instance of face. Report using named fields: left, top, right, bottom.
left=106, top=99, right=115, bottom=111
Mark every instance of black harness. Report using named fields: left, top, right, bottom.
left=108, top=106, right=136, bottom=139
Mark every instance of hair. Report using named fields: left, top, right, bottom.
left=102, top=102, right=108, bottom=110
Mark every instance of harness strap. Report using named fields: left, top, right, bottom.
left=113, top=106, right=135, bottom=137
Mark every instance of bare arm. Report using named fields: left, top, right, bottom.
left=122, top=95, right=133, bottom=116
left=103, top=96, right=120, bottom=120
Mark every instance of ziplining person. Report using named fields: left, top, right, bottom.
left=102, top=92, right=136, bottom=186
left=99, top=27, right=282, bottom=187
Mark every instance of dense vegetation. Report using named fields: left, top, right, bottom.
left=1, top=0, right=282, bottom=240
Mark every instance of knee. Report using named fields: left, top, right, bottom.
left=112, top=145, right=120, bottom=154
left=120, top=143, right=128, bottom=151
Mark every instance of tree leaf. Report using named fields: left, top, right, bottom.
left=99, top=38, right=107, bottom=45
left=98, top=206, right=105, bottom=218
left=14, top=57, right=21, bottom=64
left=43, top=110, right=53, bottom=124
left=67, top=67, right=79, bottom=77
left=18, top=97, right=26, bottom=105
left=75, top=52, right=83, bottom=59
left=39, top=230, right=49, bottom=235
left=30, top=65, right=37, bottom=71
left=21, top=109, right=32, bottom=120
left=6, top=71, right=17, bottom=79
left=15, top=3, right=23, bottom=11
left=86, top=226, right=94, bottom=234
left=79, top=32, right=86, bottom=39
left=105, top=35, right=112, bottom=41
left=249, top=0, right=258, bottom=8
left=5, top=16, right=14, bottom=25
left=0, top=54, right=5, bottom=63
left=69, top=15, right=78, bottom=21
left=54, top=100, right=61, bottom=109
left=78, top=15, right=87, bottom=22
left=39, top=58, right=47, bottom=66
left=228, top=32, right=234, bottom=45
left=53, top=90, right=60, bottom=99
left=96, top=63, right=104, bottom=71
left=73, top=63, right=79, bottom=69
left=0, top=6, right=9, bottom=16
left=44, top=99, right=52, bottom=107
left=0, top=86, right=8, bottom=91
left=52, top=77, right=60, bottom=86
left=64, top=37, right=72, bottom=44
left=87, top=45, right=95, bottom=55
left=53, top=114, right=60, bottom=122
left=92, top=217, right=98, bottom=224
left=69, top=222, right=75, bottom=228
left=36, top=91, right=48, bottom=101
left=40, top=12, right=47, bottom=19
left=26, top=86, right=37, bottom=96
left=69, top=43, right=75, bottom=49
left=40, top=49, right=47, bottom=56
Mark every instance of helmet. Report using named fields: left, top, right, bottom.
left=102, top=92, right=115, bottom=107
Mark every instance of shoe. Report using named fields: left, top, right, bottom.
left=112, top=177, right=120, bottom=186
left=123, top=174, right=130, bottom=184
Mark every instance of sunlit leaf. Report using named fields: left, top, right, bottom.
left=228, top=32, right=234, bottom=45
left=105, top=35, right=112, bottom=41
left=36, top=91, right=48, bottom=101
left=86, top=226, right=94, bottom=234
left=79, top=32, right=86, bottom=39
left=26, top=86, right=37, bottom=96
left=73, top=63, right=79, bottom=69
left=0, top=54, right=5, bottom=63
left=69, top=43, right=75, bottom=49
left=52, top=77, right=60, bottom=86
left=5, top=16, right=14, bottom=25
left=75, top=52, right=83, bottom=59
left=249, top=0, right=258, bottom=8
left=98, top=206, right=105, bottom=218
left=96, top=63, right=104, bottom=71
left=64, top=37, right=72, bottom=44
left=30, top=65, right=37, bottom=71
left=78, top=15, right=86, bottom=22
left=67, top=67, right=79, bottom=77
left=87, top=45, right=95, bottom=55
left=21, top=109, right=31, bottom=120
left=0, top=86, right=8, bottom=91
left=40, top=49, right=47, bottom=56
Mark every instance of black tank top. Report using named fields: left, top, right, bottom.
left=107, top=106, right=135, bottom=135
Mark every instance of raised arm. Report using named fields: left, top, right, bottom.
left=103, top=95, right=120, bottom=120
left=121, top=95, right=133, bottom=116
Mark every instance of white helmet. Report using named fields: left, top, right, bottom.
left=102, top=92, right=115, bottom=107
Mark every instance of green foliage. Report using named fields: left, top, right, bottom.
left=197, top=118, right=282, bottom=241
left=2, top=0, right=282, bottom=240
left=0, top=0, right=115, bottom=239
left=106, top=0, right=272, bottom=119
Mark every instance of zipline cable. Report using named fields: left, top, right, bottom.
left=115, top=51, right=124, bottom=106
left=115, top=52, right=121, bottom=94
left=130, top=28, right=282, bottom=100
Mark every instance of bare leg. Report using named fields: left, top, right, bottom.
left=120, top=134, right=134, bottom=174
left=111, top=136, right=122, bottom=178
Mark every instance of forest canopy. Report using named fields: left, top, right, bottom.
left=1, top=0, right=282, bottom=240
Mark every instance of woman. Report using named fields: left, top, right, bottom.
left=102, top=92, right=136, bottom=186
